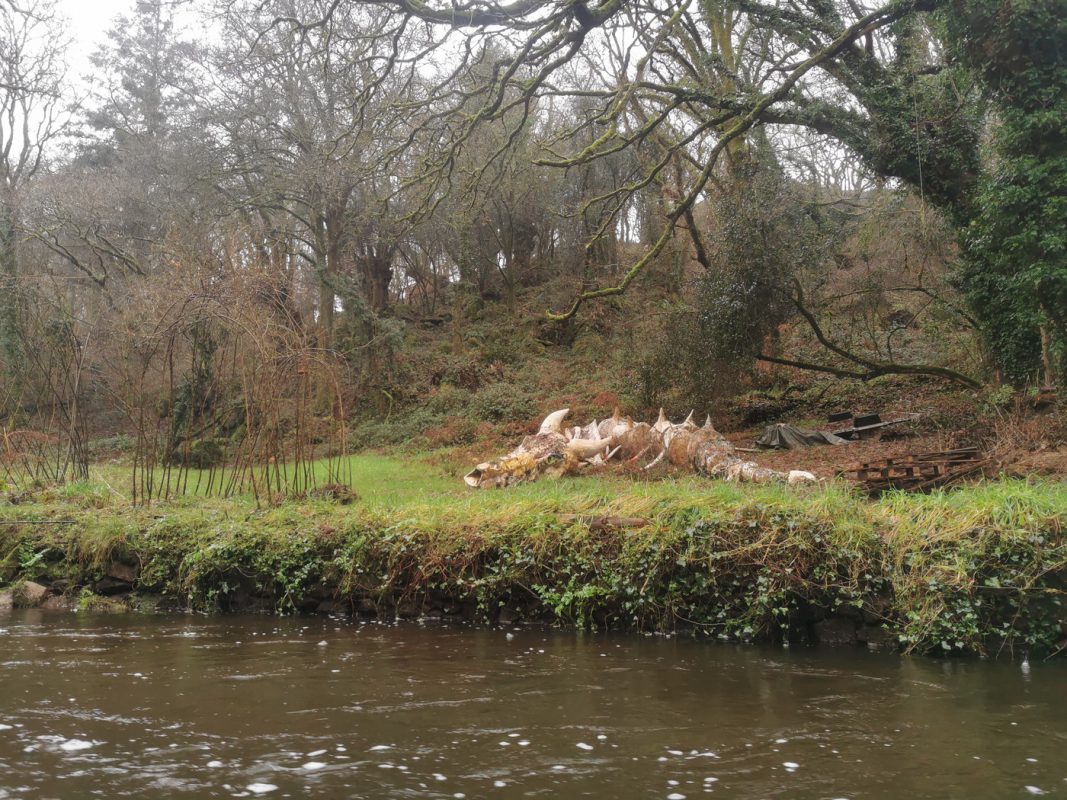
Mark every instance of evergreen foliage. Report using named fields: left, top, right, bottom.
left=945, top=0, right=1067, bottom=384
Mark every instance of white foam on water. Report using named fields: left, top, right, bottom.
left=668, top=779, right=680, bottom=786
left=517, top=741, right=530, bottom=747
left=307, top=749, right=327, bottom=757
left=703, top=777, right=718, bottom=783
left=508, top=733, right=520, bottom=738
left=246, top=784, right=277, bottom=795
left=493, top=780, right=506, bottom=787
left=302, top=762, right=326, bottom=771
left=0, top=724, right=12, bottom=731
left=576, top=742, right=593, bottom=751
left=59, top=739, right=95, bottom=752
left=369, top=745, right=392, bottom=751
left=1024, top=788, right=1046, bottom=796
left=775, top=739, right=788, bottom=744
left=207, top=760, right=223, bottom=768
left=667, top=750, right=684, bottom=756
left=499, top=741, right=510, bottom=746
left=552, top=765, right=566, bottom=771
left=433, top=774, right=447, bottom=781
left=783, top=762, right=800, bottom=771
left=378, top=763, right=394, bottom=769
left=597, top=734, right=607, bottom=740
left=667, top=794, right=686, bottom=799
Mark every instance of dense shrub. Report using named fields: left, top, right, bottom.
left=468, top=382, right=537, bottom=422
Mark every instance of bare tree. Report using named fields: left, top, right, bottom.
left=259, top=0, right=980, bottom=323
left=0, top=0, right=73, bottom=368
left=210, top=0, right=425, bottom=342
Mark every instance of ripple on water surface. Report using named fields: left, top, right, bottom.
left=0, top=612, right=1064, bottom=799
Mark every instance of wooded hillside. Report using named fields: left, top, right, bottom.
left=0, top=0, right=1063, bottom=490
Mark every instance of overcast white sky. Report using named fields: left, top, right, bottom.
left=61, top=0, right=133, bottom=62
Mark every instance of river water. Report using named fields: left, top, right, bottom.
left=0, top=611, right=1064, bottom=799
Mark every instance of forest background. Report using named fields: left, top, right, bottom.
left=0, top=0, right=1063, bottom=498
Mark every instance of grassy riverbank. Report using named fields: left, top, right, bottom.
left=1, top=455, right=1065, bottom=657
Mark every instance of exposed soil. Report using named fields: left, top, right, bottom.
left=724, top=402, right=1066, bottom=483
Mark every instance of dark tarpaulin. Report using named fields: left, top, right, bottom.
left=756, top=423, right=848, bottom=449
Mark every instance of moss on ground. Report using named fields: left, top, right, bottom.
left=0, top=455, right=1064, bottom=657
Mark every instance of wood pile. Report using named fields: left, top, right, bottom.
left=840, top=446, right=990, bottom=494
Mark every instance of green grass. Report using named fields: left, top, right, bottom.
left=2, top=454, right=1065, bottom=656
left=83, top=452, right=825, bottom=520
left=87, top=452, right=459, bottom=507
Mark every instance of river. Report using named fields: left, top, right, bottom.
left=0, top=610, right=1064, bottom=799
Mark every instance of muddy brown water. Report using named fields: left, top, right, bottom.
left=1, top=611, right=1064, bottom=799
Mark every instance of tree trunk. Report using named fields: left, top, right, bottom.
left=363, top=252, right=393, bottom=311
left=318, top=278, right=335, bottom=347
left=318, top=207, right=344, bottom=348
left=0, top=201, right=22, bottom=373
left=1040, top=325, right=1054, bottom=388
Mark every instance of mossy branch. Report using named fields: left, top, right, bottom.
left=546, top=0, right=928, bottom=321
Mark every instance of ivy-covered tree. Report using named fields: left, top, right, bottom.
left=945, top=0, right=1067, bottom=385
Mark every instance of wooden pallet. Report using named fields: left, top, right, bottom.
left=840, top=447, right=988, bottom=493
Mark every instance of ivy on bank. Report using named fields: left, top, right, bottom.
left=1, top=482, right=1064, bottom=657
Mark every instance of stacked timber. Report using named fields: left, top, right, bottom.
left=841, top=447, right=989, bottom=494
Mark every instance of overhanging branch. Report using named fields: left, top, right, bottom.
left=546, top=0, right=925, bottom=321
left=765, top=279, right=983, bottom=388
